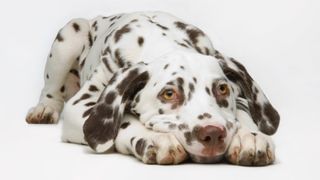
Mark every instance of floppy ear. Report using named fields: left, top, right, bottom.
left=83, top=63, right=150, bottom=153
left=219, top=58, right=280, bottom=135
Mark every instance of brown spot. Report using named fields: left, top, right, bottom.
left=163, top=64, right=169, bottom=69
left=105, top=91, right=117, bottom=104
left=193, top=77, right=197, bottom=83
left=226, top=121, right=233, bottom=130
left=205, top=87, right=210, bottom=95
left=156, top=23, right=168, bottom=30
left=116, top=68, right=139, bottom=95
left=73, top=93, right=91, bottom=105
left=49, top=53, right=52, bottom=58
left=102, top=57, right=113, bottom=73
left=109, top=16, right=117, bottom=21
left=80, top=58, right=86, bottom=69
left=204, top=47, right=210, bottom=55
left=214, top=50, right=224, bottom=60
left=72, top=23, right=80, bottom=32
left=46, top=94, right=53, bottom=98
left=56, top=32, right=63, bottom=42
left=158, top=109, right=164, bottom=114
left=46, top=74, right=49, bottom=79
left=178, top=123, right=188, bottom=130
left=189, top=83, right=195, bottom=92
left=102, top=47, right=111, bottom=55
left=130, top=19, right=138, bottom=23
left=60, top=85, right=65, bottom=93
left=187, top=28, right=204, bottom=45
left=130, top=137, right=135, bottom=146
left=69, top=69, right=79, bottom=77
left=88, top=32, right=93, bottom=47
left=134, top=94, right=140, bottom=103
left=183, top=39, right=192, bottom=46
left=104, top=30, right=114, bottom=43
left=184, top=132, right=193, bottom=145
left=198, top=115, right=204, bottom=120
left=137, top=36, right=144, bottom=46
left=120, top=122, right=130, bottom=129
left=92, top=21, right=98, bottom=31
left=135, top=138, right=147, bottom=156
left=177, top=77, right=184, bottom=86
left=114, top=24, right=131, bottom=43
left=85, top=102, right=96, bottom=106
left=174, top=21, right=188, bottom=30
left=82, top=107, right=93, bottom=118
left=89, top=85, right=99, bottom=92
left=114, top=49, right=125, bottom=67
left=203, top=113, right=211, bottom=118
left=176, top=42, right=188, bottom=48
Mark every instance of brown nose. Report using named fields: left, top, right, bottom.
left=195, top=125, right=226, bottom=146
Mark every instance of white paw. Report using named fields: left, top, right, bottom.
left=134, top=134, right=188, bottom=164
left=225, top=128, right=275, bottom=166
left=26, top=104, right=59, bottom=124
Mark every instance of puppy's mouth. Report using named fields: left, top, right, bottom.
left=187, top=146, right=226, bottom=163
left=189, top=153, right=224, bottom=163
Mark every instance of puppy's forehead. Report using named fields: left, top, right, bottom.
left=149, top=50, right=224, bottom=79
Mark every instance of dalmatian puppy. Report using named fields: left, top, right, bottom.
left=26, top=11, right=280, bottom=165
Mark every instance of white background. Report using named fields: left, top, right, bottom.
left=0, top=0, right=319, bottom=179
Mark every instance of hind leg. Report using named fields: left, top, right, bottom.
left=26, top=18, right=90, bottom=124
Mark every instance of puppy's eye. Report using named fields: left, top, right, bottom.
left=161, top=89, right=177, bottom=101
left=218, top=84, right=229, bottom=95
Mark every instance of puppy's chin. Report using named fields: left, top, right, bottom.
left=189, top=153, right=224, bottom=163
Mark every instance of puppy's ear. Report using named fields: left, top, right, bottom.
left=83, top=63, right=150, bottom=153
left=219, top=58, right=280, bottom=135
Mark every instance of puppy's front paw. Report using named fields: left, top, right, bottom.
left=225, top=129, right=275, bottom=166
left=26, top=104, right=59, bottom=124
left=134, top=134, right=188, bottom=164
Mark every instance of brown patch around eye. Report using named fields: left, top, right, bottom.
left=218, top=84, right=229, bottom=96
left=212, top=81, right=230, bottom=108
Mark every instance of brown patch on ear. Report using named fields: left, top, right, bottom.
left=83, top=103, right=119, bottom=150
left=259, top=103, right=280, bottom=135
left=220, top=59, right=280, bottom=134
left=83, top=67, right=150, bottom=152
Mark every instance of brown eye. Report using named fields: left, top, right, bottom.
left=161, top=89, right=177, bottom=101
left=218, top=84, right=229, bottom=95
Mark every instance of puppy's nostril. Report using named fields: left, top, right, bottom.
left=204, top=136, right=211, bottom=142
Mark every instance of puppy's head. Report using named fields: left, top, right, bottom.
left=84, top=51, right=239, bottom=163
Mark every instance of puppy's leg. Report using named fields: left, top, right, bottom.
left=225, top=98, right=275, bottom=166
left=115, top=115, right=188, bottom=164
left=26, top=18, right=90, bottom=124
